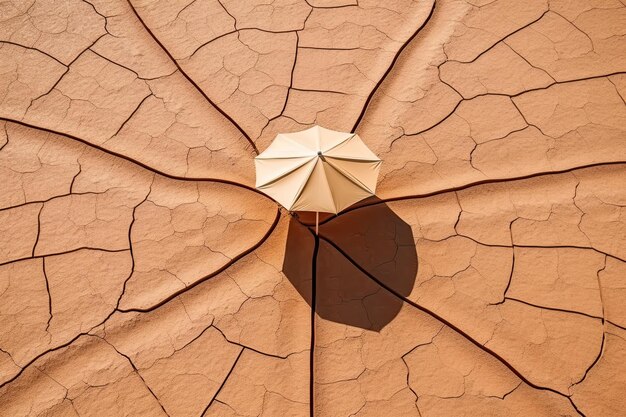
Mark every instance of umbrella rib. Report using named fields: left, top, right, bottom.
left=287, top=158, right=322, bottom=210
left=255, top=155, right=317, bottom=160
left=256, top=157, right=316, bottom=188
left=321, top=133, right=355, bottom=153
left=324, top=154, right=380, bottom=163
left=316, top=159, right=338, bottom=213
left=324, top=158, right=380, bottom=195
left=320, top=162, right=346, bottom=213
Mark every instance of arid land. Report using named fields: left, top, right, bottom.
left=0, top=0, right=625, bottom=416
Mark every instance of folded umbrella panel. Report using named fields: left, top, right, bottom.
left=284, top=125, right=354, bottom=153
left=255, top=157, right=318, bottom=210
left=256, top=133, right=317, bottom=159
left=319, top=161, right=377, bottom=213
left=254, top=156, right=315, bottom=188
left=323, top=133, right=380, bottom=162
left=291, top=159, right=338, bottom=213
left=323, top=157, right=381, bottom=195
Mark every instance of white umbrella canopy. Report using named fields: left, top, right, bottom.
left=255, top=125, right=381, bottom=232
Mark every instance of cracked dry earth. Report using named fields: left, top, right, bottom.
left=0, top=0, right=625, bottom=416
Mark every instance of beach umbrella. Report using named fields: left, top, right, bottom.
left=255, top=125, right=382, bottom=234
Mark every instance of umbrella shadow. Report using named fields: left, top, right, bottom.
left=283, top=200, right=417, bottom=332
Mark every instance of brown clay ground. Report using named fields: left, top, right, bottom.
left=0, top=0, right=625, bottom=416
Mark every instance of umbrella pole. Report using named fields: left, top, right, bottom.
left=315, top=211, right=319, bottom=235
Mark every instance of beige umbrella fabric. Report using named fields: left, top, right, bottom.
left=255, top=125, right=381, bottom=233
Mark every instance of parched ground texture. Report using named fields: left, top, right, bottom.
left=0, top=0, right=625, bottom=416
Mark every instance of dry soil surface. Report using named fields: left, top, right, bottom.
left=0, top=0, right=625, bottom=416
